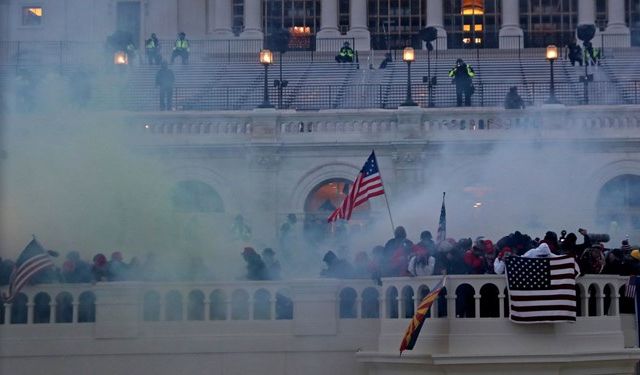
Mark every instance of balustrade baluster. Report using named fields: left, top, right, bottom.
left=203, top=299, right=211, bottom=321
left=498, top=294, right=505, bottom=318
left=27, top=303, right=34, bottom=324
left=474, top=294, right=481, bottom=318
left=72, top=302, right=79, bottom=323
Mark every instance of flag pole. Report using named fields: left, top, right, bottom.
left=373, top=150, right=395, bottom=234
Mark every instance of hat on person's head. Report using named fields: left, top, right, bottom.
left=242, top=247, right=257, bottom=256
left=631, top=249, right=640, bottom=261
left=420, top=231, right=432, bottom=240
left=456, top=58, right=464, bottom=64
left=323, top=250, right=337, bottom=263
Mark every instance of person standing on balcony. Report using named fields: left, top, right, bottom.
left=155, top=61, right=175, bottom=111
left=171, top=32, right=190, bottom=65
left=145, top=33, right=161, bottom=65
left=504, top=86, right=525, bottom=109
left=448, top=58, right=476, bottom=107
left=335, top=41, right=354, bottom=63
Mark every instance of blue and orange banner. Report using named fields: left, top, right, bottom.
left=399, top=276, right=446, bottom=354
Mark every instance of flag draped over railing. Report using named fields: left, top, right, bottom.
left=436, top=192, right=446, bottom=243
left=505, top=255, right=579, bottom=323
left=2, top=237, right=55, bottom=303
left=327, top=150, right=385, bottom=222
left=399, top=276, right=446, bottom=354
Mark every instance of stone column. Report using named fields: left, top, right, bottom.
left=426, top=0, right=447, bottom=50
left=212, top=0, right=233, bottom=38
left=499, top=0, right=523, bottom=49
left=578, top=0, right=601, bottom=47
left=316, top=0, right=340, bottom=48
left=240, top=0, right=263, bottom=40
left=346, top=0, right=370, bottom=51
left=604, top=0, right=630, bottom=47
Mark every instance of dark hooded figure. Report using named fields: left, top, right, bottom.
left=504, top=86, right=525, bottom=109
left=448, top=58, right=476, bottom=107
left=242, top=247, right=267, bottom=281
left=383, top=226, right=414, bottom=276
left=320, top=251, right=353, bottom=279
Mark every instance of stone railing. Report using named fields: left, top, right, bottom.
left=130, top=105, right=640, bottom=146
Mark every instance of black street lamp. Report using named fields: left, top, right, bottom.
left=545, top=45, right=560, bottom=104
left=258, top=49, right=274, bottom=108
left=401, top=47, right=417, bottom=107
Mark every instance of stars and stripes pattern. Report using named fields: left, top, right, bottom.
left=399, top=276, right=446, bottom=354
left=327, top=151, right=385, bottom=222
left=2, top=238, right=55, bottom=303
left=436, top=192, right=446, bottom=243
left=505, top=255, right=579, bottom=323
left=626, top=276, right=637, bottom=299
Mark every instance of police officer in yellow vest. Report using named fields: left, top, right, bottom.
left=335, top=41, right=354, bottom=63
left=145, top=33, right=161, bottom=65
left=448, top=58, right=476, bottom=107
left=171, top=32, right=190, bottom=65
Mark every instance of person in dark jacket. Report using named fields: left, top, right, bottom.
left=145, top=33, right=161, bottom=65
left=566, top=40, right=583, bottom=66
left=242, top=247, right=268, bottom=281
left=504, top=86, right=525, bottom=109
left=320, top=250, right=353, bottom=278
left=155, top=61, right=175, bottom=111
left=448, top=58, right=476, bottom=107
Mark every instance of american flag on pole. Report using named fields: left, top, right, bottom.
left=399, top=276, right=446, bottom=354
left=327, top=151, right=385, bottom=222
left=505, top=255, right=579, bottom=323
left=436, top=192, right=446, bottom=242
left=2, top=237, right=55, bottom=303
left=626, top=276, right=637, bottom=299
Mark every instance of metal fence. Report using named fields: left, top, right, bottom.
left=114, top=80, right=638, bottom=112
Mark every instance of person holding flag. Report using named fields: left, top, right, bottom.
left=2, top=236, right=58, bottom=303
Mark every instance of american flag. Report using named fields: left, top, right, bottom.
left=505, top=255, right=579, bottom=323
left=626, top=276, right=637, bottom=299
left=2, top=238, right=55, bottom=303
left=436, top=192, right=446, bottom=242
left=327, top=151, right=385, bottom=222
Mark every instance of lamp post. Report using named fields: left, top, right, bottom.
left=114, top=51, right=128, bottom=65
left=545, top=45, right=560, bottom=104
left=258, top=49, right=274, bottom=108
left=401, top=47, right=417, bottom=107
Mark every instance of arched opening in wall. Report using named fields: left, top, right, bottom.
left=254, top=289, right=271, bottom=320
left=597, top=174, right=640, bottom=235
left=303, top=178, right=370, bottom=249
left=339, top=287, right=357, bottom=318
left=55, top=292, right=73, bottom=323
left=588, top=284, right=598, bottom=317
left=172, top=180, right=225, bottom=213
left=417, top=285, right=431, bottom=318
left=231, top=289, right=249, bottom=320
left=503, top=287, right=509, bottom=318
left=0, top=302, right=5, bottom=324
left=143, top=291, right=161, bottom=321
left=620, top=285, right=635, bottom=314
left=576, top=285, right=583, bottom=317
left=603, top=284, right=613, bottom=316
left=188, top=290, right=205, bottom=321
left=165, top=291, right=183, bottom=321
left=10, top=293, right=28, bottom=324
left=362, top=287, right=380, bottom=318
left=401, top=286, right=415, bottom=318
left=33, top=292, right=51, bottom=324
left=479, top=283, right=499, bottom=317
left=209, top=290, right=227, bottom=320
left=276, top=288, right=293, bottom=320
left=78, top=291, right=96, bottom=323
left=386, top=287, right=399, bottom=318
left=455, top=284, right=475, bottom=318
left=437, top=287, right=448, bottom=317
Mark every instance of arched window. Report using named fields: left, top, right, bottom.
left=254, top=289, right=271, bottom=320
left=339, top=288, right=357, bottom=319
left=401, top=286, right=414, bottom=318
left=276, top=289, right=293, bottom=320
left=210, top=290, right=227, bottom=320
left=33, top=292, right=51, bottom=324
left=361, top=287, right=380, bottom=319
left=10, top=293, right=28, bottom=324
left=165, top=291, right=183, bottom=321
left=55, top=292, right=73, bottom=323
left=386, top=287, right=399, bottom=318
left=455, top=284, right=475, bottom=318
left=143, top=291, right=161, bottom=321
left=588, top=284, right=599, bottom=317
left=172, top=180, right=224, bottom=213
left=480, top=284, right=500, bottom=318
left=597, top=174, right=640, bottom=232
left=78, top=291, right=96, bottom=323
left=187, top=290, right=205, bottom=321
left=231, top=289, right=249, bottom=320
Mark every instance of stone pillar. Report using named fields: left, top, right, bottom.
left=499, top=0, right=523, bottom=49
left=212, top=0, right=233, bottom=38
left=346, top=0, right=370, bottom=51
left=317, top=0, right=340, bottom=41
left=147, top=0, right=178, bottom=39
left=93, top=283, right=140, bottom=338
left=578, top=0, right=601, bottom=47
left=291, top=280, right=339, bottom=335
left=240, top=0, right=263, bottom=40
left=603, top=0, right=630, bottom=47
left=426, top=0, right=447, bottom=50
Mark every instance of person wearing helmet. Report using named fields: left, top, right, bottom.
left=335, top=41, right=354, bottom=63
left=448, top=58, right=476, bottom=107
left=171, top=32, right=190, bottom=64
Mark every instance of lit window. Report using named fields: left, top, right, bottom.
left=463, top=24, right=471, bottom=31
left=474, top=24, right=483, bottom=31
left=22, top=6, right=43, bottom=26
left=462, top=0, right=484, bottom=15
left=475, top=38, right=482, bottom=44
left=463, top=38, right=471, bottom=44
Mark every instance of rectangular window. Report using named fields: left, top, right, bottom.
left=22, top=6, right=43, bottom=26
